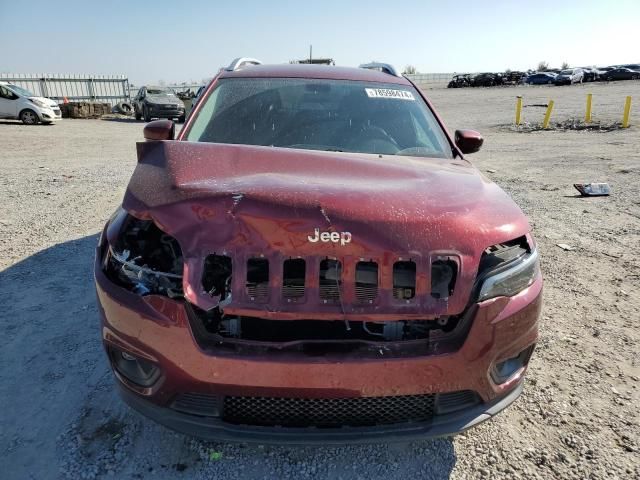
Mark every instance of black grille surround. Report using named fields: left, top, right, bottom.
left=171, top=390, right=480, bottom=428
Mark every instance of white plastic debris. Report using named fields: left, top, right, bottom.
left=574, top=183, right=611, bottom=196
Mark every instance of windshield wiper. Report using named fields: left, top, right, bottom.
left=283, top=144, right=345, bottom=153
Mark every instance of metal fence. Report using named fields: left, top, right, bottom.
left=405, top=73, right=455, bottom=90
left=0, top=74, right=131, bottom=106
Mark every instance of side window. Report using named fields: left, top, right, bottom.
left=0, top=86, right=17, bottom=100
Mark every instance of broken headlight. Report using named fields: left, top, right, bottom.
left=104, top=213, right=183, bottom=298
left=475, top=238, right=539, bottom=302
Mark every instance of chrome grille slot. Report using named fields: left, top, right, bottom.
left=246, top=258, right=269, bottom=301
left=355, top=261, right=378, bottom=303
left=319, top=259, right=341, bottom=302
left=431, top=259, right=457, bottom=299
left=202, top=254, right=232, bottom=301
left=393, top=261, right=416, bottom=300
left=282, top=258, right=306, bottom=299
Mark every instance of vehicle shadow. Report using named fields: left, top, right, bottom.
left=0, top=234, right=111, bottom=478
left=0, top=120, right=53, bottom=126
left=0, top=234, right=457, bottom=479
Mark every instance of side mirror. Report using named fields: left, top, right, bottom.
left=454, top=129, right=483, bottom=154
left=143, top=119, right=175, bottom=141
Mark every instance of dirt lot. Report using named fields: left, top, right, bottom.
left=1, top=80, right=639, bottom=479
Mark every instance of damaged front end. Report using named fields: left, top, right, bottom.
left=95, top=138, right=542, bottom=441
left=186, top=304, right=471, bottom=358
left=103, top=211, right=183, bottom=298
left=100, top=208, right=472, bottom=358
left=98, top=141, right=538, bottom=362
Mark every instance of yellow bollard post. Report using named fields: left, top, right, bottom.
left=515, top=96, right=523, bottom=125
left=622, top=96, right=632, bottom=128
left=542, top=100, right=554, bottom=129
left=586, top=93, right=593, bottom=123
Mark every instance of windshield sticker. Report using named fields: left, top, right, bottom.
left=365, top=88, right=415, bottom=100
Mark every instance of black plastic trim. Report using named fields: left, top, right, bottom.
left=117, top=382, right=524, bottom=445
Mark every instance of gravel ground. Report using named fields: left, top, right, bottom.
left=1, top=80, right=639, bottom=479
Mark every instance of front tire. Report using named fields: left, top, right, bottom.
left=20, top=109, right=39, bottom=125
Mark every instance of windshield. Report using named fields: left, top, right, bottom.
left=186, top=78, right=453, bottom=158
left=147, top=87, right=174, bottom=95
left=561, top=70, right=573, bottom=75
left=7, top=84, right=36, bottom=97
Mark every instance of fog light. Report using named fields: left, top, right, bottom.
left=491, top=345, right=535, bottom=384
left=109, top=347, right=160, bottom=387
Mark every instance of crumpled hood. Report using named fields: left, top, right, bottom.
left=125, top=141, right=529, bottom=250
left=122, top=141, right=530, bottom=315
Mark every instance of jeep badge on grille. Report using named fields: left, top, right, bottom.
left=308, top=228, right=352, bottom=246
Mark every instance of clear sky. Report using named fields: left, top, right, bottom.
left=1, top=0, right=638, bottom=85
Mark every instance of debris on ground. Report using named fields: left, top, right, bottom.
left=574, top=183, right=611, bottom=196
left=556, top=243, right=575, bottom=251
left=508, top=118, right=627, bottom=132
left=209, top=450, right=223, bottom=461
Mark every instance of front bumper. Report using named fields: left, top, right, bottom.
left=118, top=380, right=524, bottom=444
left=147, top=105, right=184, bottom=118
left=96, top=247, right=541, bottom=442
left=39, top=107, right=62, bottom=122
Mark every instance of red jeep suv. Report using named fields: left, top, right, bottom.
left=95, top=58, right=542, bottom=443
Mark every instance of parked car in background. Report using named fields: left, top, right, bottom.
left=622, top=64, right=640, bottom=71
left=524, top=73, right=557, bottom=85
left=502, top=71, right=526, bottom=85
left=0, top=82, right=61, bottom=125
left=472, top=73, right=503, bottom=87
left=595, top=66, right=615, bottom=78
left=447, top=74, right=473, bottom=88
left=132, top=86, right=185, bottom=122
left=600, top=68, right=640, bottom=81
left=554, top=68, right=584, bottom=85
left=579, top=67, right=599, bottom=82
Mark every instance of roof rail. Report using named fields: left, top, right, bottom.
left=358, top=62, right=402, bottom=77
left=225, top=57, right=263, bottom=72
